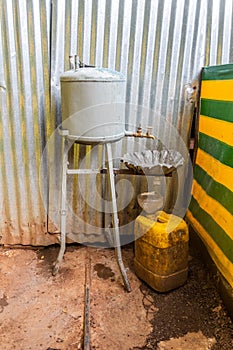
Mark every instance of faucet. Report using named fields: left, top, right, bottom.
left=127, top=125, right=155, bottom=140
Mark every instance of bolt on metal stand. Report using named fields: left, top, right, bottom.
left=53, top=131, right=131, bottom=292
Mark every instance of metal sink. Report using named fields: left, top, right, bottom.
left=122, top=149, right=184, bottom=175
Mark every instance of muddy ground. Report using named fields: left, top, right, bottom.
left=0, top=244, right=232, bottom=350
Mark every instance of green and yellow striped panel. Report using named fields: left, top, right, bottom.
left=187, top=63, right=233, bottom=288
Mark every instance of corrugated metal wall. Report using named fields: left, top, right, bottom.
left=0, top=0, right=56, bottom=245
left=1, top=0, right=233, bottom=245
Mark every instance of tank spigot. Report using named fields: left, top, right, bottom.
left=136, top=126, right=143, bottom=137
left=135, top=125, right=155, bottom=139
left=125, top=125, right=156, bottom=140
left=146, top=126, right=155, bottom=140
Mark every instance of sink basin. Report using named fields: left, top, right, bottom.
left=122, top=149, right=184, bottom=175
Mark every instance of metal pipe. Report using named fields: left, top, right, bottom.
left=125, top=126, right=156, bottom=140
left=69, top=54, right=81, bottom=71
left=74, top=54, right=80, bottom=70
left=69, top=55, right=74, bottom=70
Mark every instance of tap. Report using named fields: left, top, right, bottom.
left=131, top=126, right=155, bottom=140
left=134, top=126, right=143, bottom=137
left=145, top=126, right=155, bottom=140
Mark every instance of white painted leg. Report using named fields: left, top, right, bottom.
left=106, top=143, right=131, bottom=292
left=53, top=138, right=69, bottom=275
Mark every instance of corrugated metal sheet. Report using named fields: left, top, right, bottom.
left=0, top=0, right=56, bottom=245
left=1, top=0, right=233, bottom=245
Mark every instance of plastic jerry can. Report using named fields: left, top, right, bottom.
left=134, top=211, right=189, bottom=292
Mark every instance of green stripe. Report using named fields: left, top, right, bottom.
left=189, top=196, right=233, bottom=263
left=199, top=133, right=233, bottom=168
left=202, top=64, right=233, bottom=80
left=194, top=164, right=233, bottom=216
left=201, top=99, right=233, bottom=123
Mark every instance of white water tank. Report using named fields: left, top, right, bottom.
left=60, top=67, right=126, bottom=143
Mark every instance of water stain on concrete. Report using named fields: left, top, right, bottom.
left=93, top=263, right=115, bottom=280
left=0, top=294, right=8, bottom=313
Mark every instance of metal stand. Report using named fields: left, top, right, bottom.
left=106, top=143, right=131, bottom=292
left=52, top=137, right=69, bottom=276
left=53, top=134, right=131, bottom=292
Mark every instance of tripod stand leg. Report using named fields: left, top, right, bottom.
left=106, top=143, right=131, bottom=292
left=53, top=138, right=69, bottom=276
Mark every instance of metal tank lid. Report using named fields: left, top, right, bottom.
left=60, top=67, right=126, bottom=82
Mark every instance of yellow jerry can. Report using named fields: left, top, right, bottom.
left=134, top=211, right=189, bottom=292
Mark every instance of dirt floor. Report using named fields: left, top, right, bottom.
left=0, top=244, right=232, bottom=350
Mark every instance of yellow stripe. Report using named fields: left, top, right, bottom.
left=196, top=148, right=233, bottom=193
left=192, top=180, right=233, bottom=240
left=186, top=210, right=233, bottom=288
left=201, top=80, right=233, bottom=101
left=199, top=115, right=233, bottom=146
